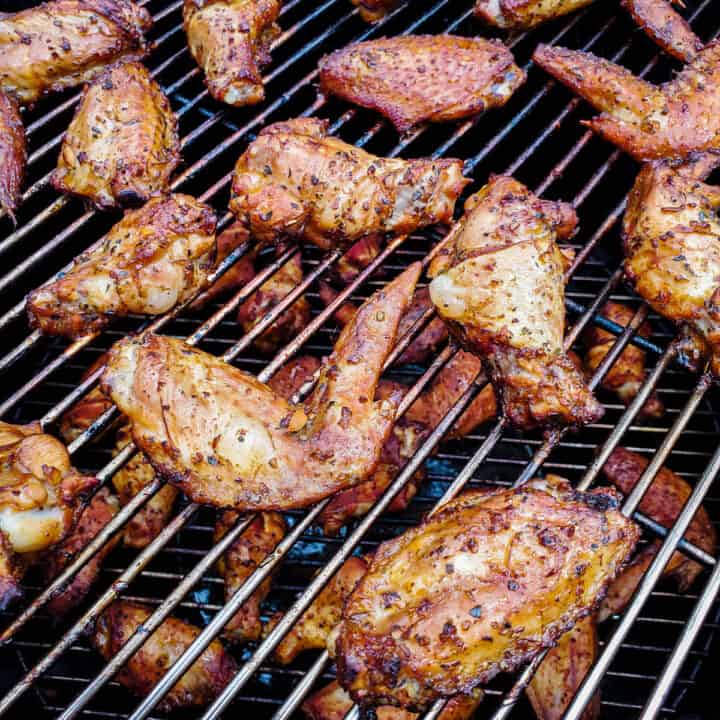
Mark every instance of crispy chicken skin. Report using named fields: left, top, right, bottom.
left=350, top=0, right=397, bottom=23
left=0, top=90, right=26, bottom=221
left=429, top=175, right=603, bottom=430
left=533, top=41, right=720, bottom=161
left=582, top=301, right=664, bottom=419
left=92, top=600, right=238, bottom=711
left=229, top=118, right=468, bottom=250
left=52, top=61, right=180, bottom=209
left=0, top=421, right=98, bottom=608
left=27, top=194, right=217, bottom=338
left=331, top=476, right=639, bottom=710
left=215, top=510, right=286, bottom=643
left=474, top=0, right=592, bottom=28
left=318, top=35, right=524, bottom=133
left=0, top=0, right=151, bottom=106
left=101, top=263, right=421, bottom=511
left=184, top=0, right=280, bottom=107
left=622, top=160, right=720, bottom=374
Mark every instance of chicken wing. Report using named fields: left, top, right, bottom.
left=101, top=263, right=421, bottom=510
left=582, top=301, right=664, bottom=419
left=92, top=600, right=238, bottom=711
left=229, top=118, right=468, bottom=249
left=533, top=41, right=720, bottom=160
left=0, top=0, right=151, bottom=105
left=474, top=0, right=593, bottom=28
left=318, top=35, right=524, bottom=133
left=27, top=193, right=217, bottom=338
left=267, top=354, right=321, bottom=399
left=52, top=61, right=180, bottom=210
left=0, top=90, right=25, bottom=221
left=350, top=0, right=397, bottom=23
left=429, top=175, right=603, bottom=430
left=331, top=476, right=639, bottom=710
left=183, top=0, right=280, bottom=106
left=332, top=234, right=384, bottom=284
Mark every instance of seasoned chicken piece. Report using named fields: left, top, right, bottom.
left=215, top=510, right=286, bottom=643
left=275, top=555, right=369, bottom=664
left=52, top=61, right=180, bottom=210
left=622, top=160, right=720, bottom=374
left=27, top=194, right=217, bottom=338
left=429, top=175, right=603, bottom=430
left=102, top=263, right=421, bottom=510
left=318, top=35, right=524, bottom=133
left=0, top=90, right=25, bottom=221
left=331, top=476, right=639, bottom=710
left=602, top=447, right=716, bottom=592
left=332, top=234, right=384, bottom=285
left=229, top=118, right=468, bottom=250
left=267, top=354, right=321, bottom=400
left=42, top=488, right=119, bottom=616
left=183, top=0, right=280, bottom=106
left=474, top=0, right=593, bottom=28
left=533, top=41, right=720, bottom=161
left=582, top=301, right=664, bottom=419
left=0, top=0, right=151, bottom=105
left=92, top=600, right=238, bottom=711
left=527, top=616, right=600, bottom=720
left=350, top=0, right=397, bottom=22
left=0, top=421, right=98, bottom=608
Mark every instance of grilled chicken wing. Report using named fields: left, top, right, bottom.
left=533, top=41, right=720, bottom=160
left=27, top=194, right=217, bottom=338
left=429, top=175, right=602, bottom=430
left=101, top=263, right=421, bottom=510
left=0, top=421, right=97, bottom=608
left=0, top=0, right=151, bottom=105
left=318, top=35, right=524, bottom=133
left=184, top=0, right=280, bottom=106
left=474, top=0, right=592, bottom=28
left=351, top=0, right=397, bottom=22
left=0, top=90, right=25, bottom=221
left=333, top=234, right=384, bottom=284
left=92, top=600, right=237, bottom=711
left=52, top=61, right=180, bottom=209
left=229, top=118, right=468, bottom=250
left=331, top=476, right=639, bottom=710
left=582, top=301, right=664, bottom=419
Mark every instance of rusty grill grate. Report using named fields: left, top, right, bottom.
left=0, top=0, right=720, bottom=718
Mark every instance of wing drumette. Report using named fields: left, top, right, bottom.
left=0, top=90, right=26, bottom=220
left=474, top=0, right=593, bottom=29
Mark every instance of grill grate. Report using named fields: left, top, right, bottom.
left=1, top=0, right=720, bottom=718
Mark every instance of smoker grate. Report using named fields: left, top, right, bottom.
left=1, top=0, right=719, bottom=718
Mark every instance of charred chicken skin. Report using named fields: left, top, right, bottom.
left=0, top=90, right=26, bottom=221
left=429, top=175, right=603, bottom=430
left=318, top=35, right=525, bottom=133
left=92, top=600, right=238, bottom=711
left=331, top=476, right=639, bottom=710
left=229, top=118, right=468, bottom=250
left=52, top=61, right=180, bottom=210
left=533, top=40, right=720, bottom=160
left=0, top=0, right=152, bottom=105
left=101, top=263, right=421, bottom=511
left=474, top=0, right=593, bottom=28
left=184, top=0, right=280, bottom=107
left=27, top=193, right=217, bottom=338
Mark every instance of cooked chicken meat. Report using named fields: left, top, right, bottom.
left=318, top=35, right=524, bottom=133
left=92, top=600, right=237, bottom=711
left=0, top=0, right=151, bottom=105
left=229, top=118, right=468, bottom=249
left=332, top=234, right=384, bottom=284
left=474, top=0, right=593, bottom=28
left=27, top=194, right=217, bottom=338
left=331, top=476, right=639, bottom=710
left=102, top=263, right=421, bottom=510
left=350, top=0, right=397, bottom=22
left=184, top=0, right=280, bottom=106
left=0, top=90, right=25, bottom=221
left=533, top=41, right=720, bottom=160
left=52, top=61, right=180, bottom=209
left=429, top=175, right=603, bottom=430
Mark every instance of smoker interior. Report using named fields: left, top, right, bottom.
left=1, top=0, right=719, bottom=717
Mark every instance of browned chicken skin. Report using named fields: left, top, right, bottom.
left=429, top=175, right=603, bottom=430
left=474, top=0, right=593, bottom=28
left=229, top=118, right=468, bottom=250
left=332, top=234, right=384, bottom=285
left=27, top=193, right=217, bottom=338
left=350, top=0, right=397, bottom=22
left=0, top=0, right=151, bottom=106
left=331, top=476, right=639, bottom=710
left=318, top=35, right=524, bottom=133
left=184, top=0, right=280, bottom=107
left=52, top=61, right=180, bottom=209
left=92, top=600, right=238, bottom=711
left=0, top=90, right=26, bottom=221
left=101, top=264, right=421, bottom=511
